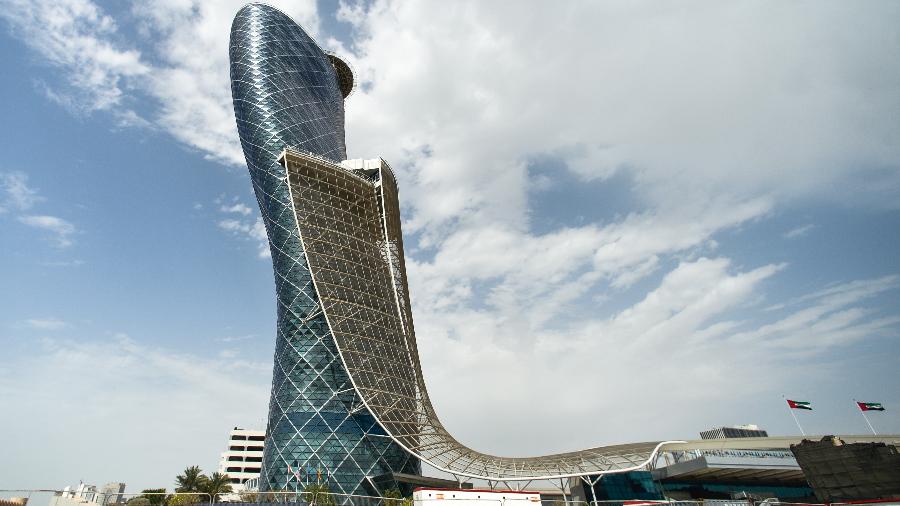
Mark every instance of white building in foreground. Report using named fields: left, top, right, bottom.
left=51, top=483, right=125, bottom=506
left=218, top=427, right=265, bottom=493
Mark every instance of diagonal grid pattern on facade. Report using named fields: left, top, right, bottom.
left=230, top=2, right=674, bottom=498
left=230, top=3, right=418, bottom=497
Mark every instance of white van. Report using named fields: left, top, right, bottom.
left=412, top=488, right=541, bottom=506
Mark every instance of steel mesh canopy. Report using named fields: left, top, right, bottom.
left=281, top=149, right=666, bottom=481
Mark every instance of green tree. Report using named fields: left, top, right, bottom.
left=302, top=483, right=336, bottom=506
left=238, top=492, right=279, bottom=503
left=237, top=492, right=258, bottom=503
left=126, top=498, right=151, bottom=506
left=168, top=495, right=200, bottom=506
left=166, top=494, right=200, bottom=506
left=204, top=472, right=233, bottom=503
left=383, top=488, right=403, bottom=506
left=140, top=489, right=168, bottom=506
left=176, top=466, right=209, bottom=495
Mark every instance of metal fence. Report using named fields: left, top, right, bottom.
left=4, top=491, right=895, bottom=506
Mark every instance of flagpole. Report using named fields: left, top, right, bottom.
left=855, top=399, right=878, bottom=435
left=784, top=395, right=806, bottom=435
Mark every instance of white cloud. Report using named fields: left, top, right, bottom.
left=24, top=318, right=69, bottom=330
left=322, top=5, right=900, bottom=451
left=4, top=1, right=897, bottom=217
left=0, top=333, right=269, bottom=490
left=2, top=0, right=899, bottom=467
left=1, top=0, right=320, bottom=165
left=19, top=214, right=77, bottom=247
left=219, top=202, right=252, bottom=216
left=5, top=0, right=896, bottom=273
left=1, top=0, right=149, bottom=118
left=339, top=1, right=900, bottom=238
left=783, top=223, right=815, bottom=239
left=39, top=259, right=85, bottom=267
left=2, top=172, right=80, bottom=249
left=217, top=218, right=243, bottom=232
left=318, top=9, right=900, bottom=448
left=728, top=275, right=900, bottom=351
left=219, top=334, right=255, bottom=343
left=217, top=216, right=269, bottom=258
left=0, top=171, right=42, bottom=213
left=414, top=262, right=900, bottom=454
left=214, top=196, right=268, bottom=257
left=406, top=197, right=771, bottom=335
left=133, top=0, right=320, bottom=165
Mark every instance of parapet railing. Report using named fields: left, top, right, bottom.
left=7, top=490, right=889, bottom=506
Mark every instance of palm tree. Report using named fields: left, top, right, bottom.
left=175, top=466, right=208, bottom=496
left=203, top=472, right=233, bottom=503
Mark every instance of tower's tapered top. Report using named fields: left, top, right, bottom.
left=229, top=2, right=350, bottom=162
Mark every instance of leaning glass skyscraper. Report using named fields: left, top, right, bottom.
left=229, top=4, right=419, bottom=496
left=230, top=2, right=673, bottom=501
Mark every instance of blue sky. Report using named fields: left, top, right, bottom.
left=1, top=0, right=899, bottom=494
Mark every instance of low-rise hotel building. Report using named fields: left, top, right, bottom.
left=217, top=428, right=265, bottom=492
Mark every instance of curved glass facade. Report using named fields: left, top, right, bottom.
left=229, top=1, right=670, bottom=494
left=229, top=3, right=418, bottom=496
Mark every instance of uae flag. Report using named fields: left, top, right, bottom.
left=857, top=401, right=885, bottom=411
left=787, top=399, right=812, bottom=410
